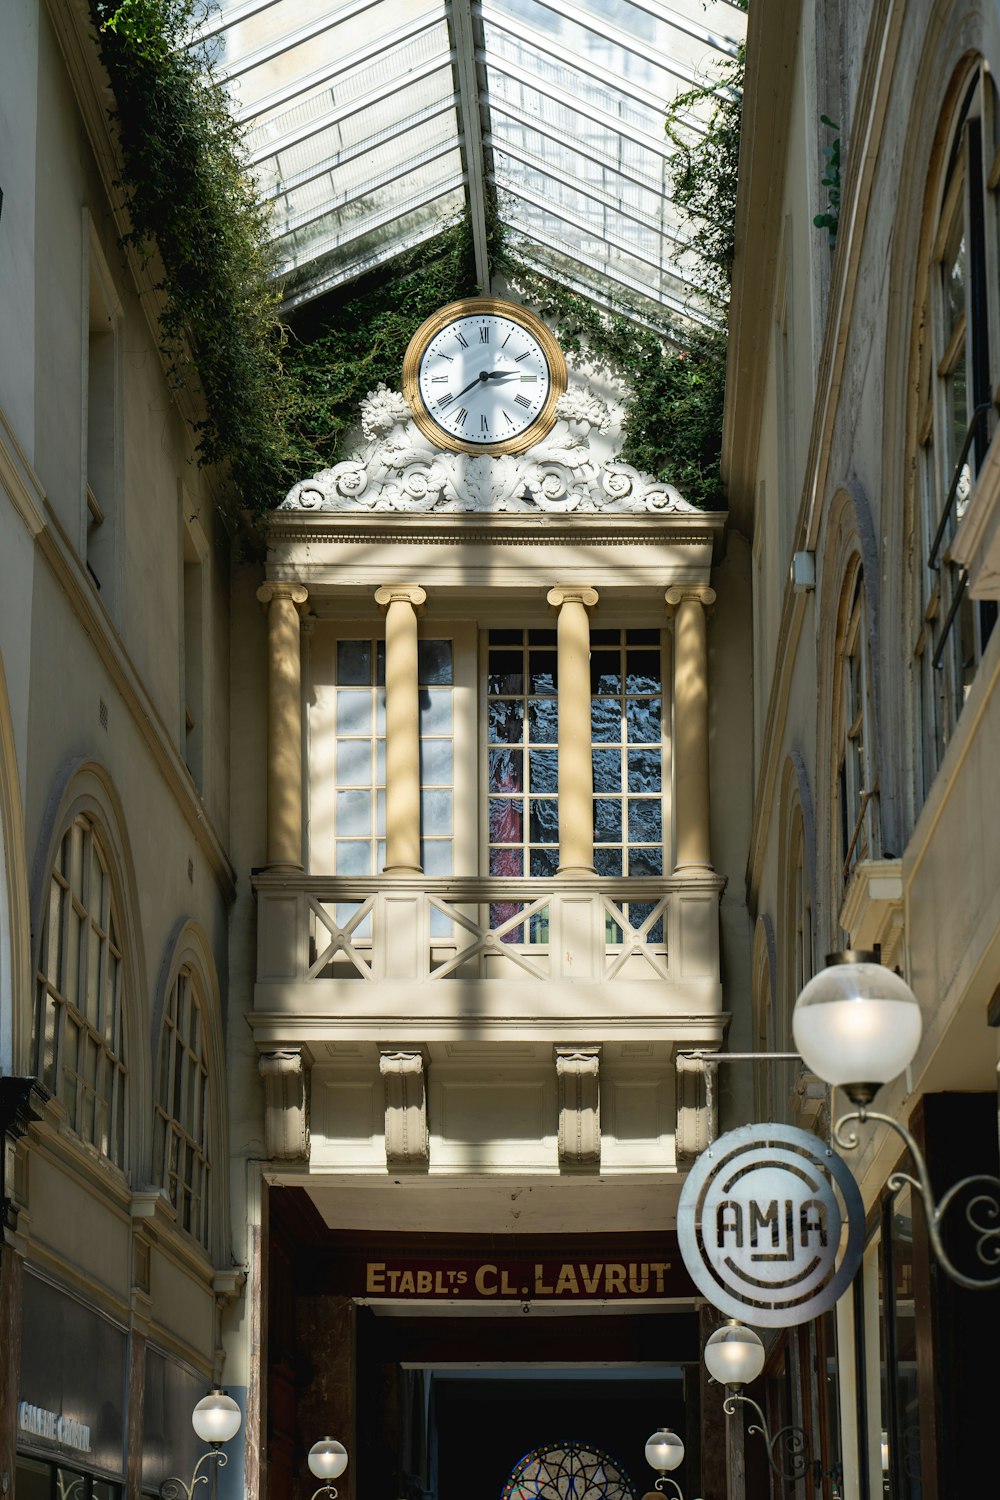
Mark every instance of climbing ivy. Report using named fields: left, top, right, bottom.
left=90, top=0, right=292, bottom=515
left=90, top=0, right=743, bottom=515
left=489, top=41, right=744, bottom=510
left=494, top=262, right=729, bottom=510
left=280, top=220, right=479, bottom=479
left=813, top=115, right=842, bottom=244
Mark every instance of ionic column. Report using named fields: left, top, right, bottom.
left=547, top=586, right=599, bottom=874
left=256, top=582, right=309, bottom=869
left=665, top=584, right=716, bottom=872
left=375, top=584, right=427, bottom=873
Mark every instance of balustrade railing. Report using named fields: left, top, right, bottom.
left=253, top=874, right=723, bottom=993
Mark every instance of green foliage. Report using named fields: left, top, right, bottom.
left=663, top=45, right=745, bottom=303
left=90, top=0, right=292, bottom=514
left=490, top=40, right=744, bottom=510
left=281, top=221, right=478, bottom=478
left=499, top=264, right=728, bottom=510
left=813, top=115, right=842, bottom=244
left=90, top=0, right=742, bottom=516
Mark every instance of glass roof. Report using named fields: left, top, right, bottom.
left=198, top=0, right=745, bottom=323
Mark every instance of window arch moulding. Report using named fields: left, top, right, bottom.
left=150, top=919, right=230, bottom=1266
left=904, top=53, right=1000, bottom=809
left=751, top=913, right=778, bottom=1122
left=0, top=648, right=32, bottom=1078
left=777, top=754, right=823, bottom=1126
left=30, top=759, right=149, bottom=1180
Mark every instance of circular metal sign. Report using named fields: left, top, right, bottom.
left=677, top=1123, right=865, bottom=1326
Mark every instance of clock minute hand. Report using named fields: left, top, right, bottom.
left=446, top=369, right=520, bottom=404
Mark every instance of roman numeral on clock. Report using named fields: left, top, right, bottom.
left=455, top=407, right=468, bottom=425
left=514, top=351, right=530, bottom=362
left=455, top=331, right=469, bottom=348
left=503, top=412, right=515, bottom=428
left=479, top=326, right=490, bottom=344
left=514, top=393, right=531, bottom=409
left=481, top=415, right=489, bottom=432
left=437, top=394, right=454, bottom=409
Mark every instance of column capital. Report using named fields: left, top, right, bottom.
left=256, top=581, right=308, bottom=610
left=375, top=584, right=427, bottom=608
left=547, top=585, right=599, bottom=609
left=664, top=583, right=716, bottom=616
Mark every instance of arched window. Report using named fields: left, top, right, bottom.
left=154, top=964, right=211, bottom=1247
left=912, top=65, right=999, bottom=798
left=835, top=566, right=879, bottom=889
left=35, top=813, right=127, bottom=1165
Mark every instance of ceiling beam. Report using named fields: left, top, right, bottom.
left=450, top=0, right=491, bottom=291
left=479, top=0, right=729, bottom=99
left=500, top=203, right=719, bottom=327
left=277, top=175, right=467, bottom=277
left=481, top=60, right=683, bottom=159
left=271, top=139, right=465, bottom=243
left=248, top=52, right=454, bottom=165
left=236, top=10, right=447, bottom=126
left=280, top=220, right=460, bottom=313
left=485, top=133, right=693, bottom=251
left=261, top=96, right=460, bottom=203
left=486, top=98, right=671, bottom=195
left=508, top=222, right=715, bottom=331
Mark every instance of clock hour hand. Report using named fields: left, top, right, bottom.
left=443, top=368, right=521, bottom=405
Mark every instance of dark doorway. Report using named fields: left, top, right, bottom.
left=433, top=1374, right=688, bottom=1500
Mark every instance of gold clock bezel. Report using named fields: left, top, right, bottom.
left=401, top=296, right=568, bottom=457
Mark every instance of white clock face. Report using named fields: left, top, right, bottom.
left=417, top=312, right=552, bottom=446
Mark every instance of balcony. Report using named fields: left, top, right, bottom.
left=251, top=872, right=726, bottom=1044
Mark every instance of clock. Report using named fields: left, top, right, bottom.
left=402, top=297, right=567, bottom=456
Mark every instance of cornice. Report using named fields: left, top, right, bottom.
left=721, top=0, right=803, bottom=536
left=0, top=409, right=47, bottom=539
left=743, top=0, right=907, bottom=908
left=266, top=510, right=727, bottom=551
left=37, top=502, right=236, bottom=900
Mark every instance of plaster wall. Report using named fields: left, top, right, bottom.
left=0, top=0, right=39, bottom=452
left=29, top=6, right=231, bottom=836
left=0, top=0, right=238, bottom=1433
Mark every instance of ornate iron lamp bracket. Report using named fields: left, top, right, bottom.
left=722, top=1393, right=813, bottom=1483
left=160, top=1448, right=228, bottom=1500
left=833, top=1104, right=1000, bottom=1290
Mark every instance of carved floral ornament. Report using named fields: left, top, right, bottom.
left=280, top=383, right=700, bottom=517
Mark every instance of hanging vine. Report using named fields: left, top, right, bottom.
left=90, top=0, right=743, bottom=515
left=89, top=0, right=293, bottom=515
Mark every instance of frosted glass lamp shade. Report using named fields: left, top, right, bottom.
left=792, top=957, right=922, bottom=1103
left=191, top=1390, right=242, bottom=1445
left=645, top=1429, right=684, bottom=1473
left=308, top=1439, right=349, bottom=1480
left=704, top=1324, right=765, bottom=1388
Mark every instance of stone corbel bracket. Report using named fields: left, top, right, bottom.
left=259, top=1048, right=311, bottom=1161
left=555, top=1045, right=601, bottom=1169
left=379, top=1047, right=430, bottom=1169
left=0, top=1077, right=49, bottom=1241
left=674, top=1051, right=718, bottom=1162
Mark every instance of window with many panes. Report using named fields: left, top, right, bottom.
left=35, top=815, right=127, bottom=1165
left=486, top=626, right=664, bottom=877
left=154, top=965, right=211, bottom=1247
left=332, top=637, right=454, bottom=877
left=913, top=67, right=999, bottom=796
left=486, top=626, right=666, bottom=942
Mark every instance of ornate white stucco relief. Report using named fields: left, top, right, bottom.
left=280, top=383, right=698, bottom=516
